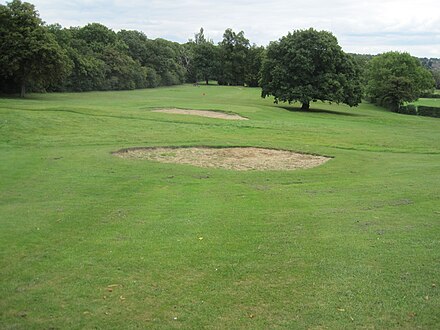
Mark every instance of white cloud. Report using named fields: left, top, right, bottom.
left=23, top=0, right=440, bottom=57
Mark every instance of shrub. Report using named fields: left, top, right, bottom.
left=406, top=104, right=417, bottom=115
left=417, top=106, right=440, bottom=118
left=393, top=105, right=408, bottom=114
left=396, top=104, right=417, bottom=115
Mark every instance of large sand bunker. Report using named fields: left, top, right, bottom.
left=114, top=147, right=331, bottom=171
left=152, top=108, right=248, bottom=120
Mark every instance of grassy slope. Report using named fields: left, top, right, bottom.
left=1, top=85, right=439, bottom=329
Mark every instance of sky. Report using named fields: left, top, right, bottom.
left=21, top=0, right=440, bottom=57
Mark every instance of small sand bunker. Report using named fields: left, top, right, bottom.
left=152, top=108, right=248, bottom=120
left=114, top=147, right=330, bottom=171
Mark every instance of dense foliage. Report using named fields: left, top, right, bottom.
left=420, top=57, right=440, bottom=89
left=431, top=69, right=440, bottom=89
left=260, top=28, right=363, bottom=109
left=397, top=104, right=440, bottom=118
left=185, top=28, right=218, bottom=84
left=418, top=105, right=440, bottom=118
left=366, top=52, right=434, bottom=110
left=0, top=0, right=439, bottom=102
left=0, top=0, right=71, bottom=96
left=0, top=1, right=264, bottom=95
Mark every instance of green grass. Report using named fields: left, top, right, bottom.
left=1, top=85, right=439, bottom=329
left=409, top=97, right=440, bottom=107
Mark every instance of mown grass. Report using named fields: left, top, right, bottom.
left=409, top=97, right=440, bottom=107
left=1, top=85, right=439, bottom=329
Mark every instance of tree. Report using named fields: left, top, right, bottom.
left=143, top=40, right=183, bottom=87
left=181, top=42, right=196, bottom=83
left=0, top=0, right=71, bottom=97
left=190, top=28, right=217, bottom=84
left=76, top=23, right=117, bottom=53
left=260, top=28, right=362, bottom=110
left=245, top=45, right=264, bottom=87
left=217, top=28, right=250, bottom=86
left=366, top=52, right=434, bottom=110
left=117, top=30, right=149, bottom=65
left=431, top=68, right=440, bottom=89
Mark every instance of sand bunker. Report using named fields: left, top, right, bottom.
left=114, top=147, right=331, bottom=171
left=152, top=108, right=248, bottom=120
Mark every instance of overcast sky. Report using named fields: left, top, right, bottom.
left=22, top=0, right=440, bottom=57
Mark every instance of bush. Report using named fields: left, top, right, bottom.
left=395, top=105, right=406, bottom=114
left=407, top=104, right=417, bottom=115
left=418, top=106, right=440, bottom=118
left=396, top=104, right=417, bottom=115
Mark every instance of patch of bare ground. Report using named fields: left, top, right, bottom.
left=114, top=147, right=331, bottom=171
left=152, top=108, right=248, bottom=120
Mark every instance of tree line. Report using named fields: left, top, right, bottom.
left=0, top=0, right=437, bottom=111
left=0, top=1, right=264, bottom=96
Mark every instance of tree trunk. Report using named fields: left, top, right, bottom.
left=20, top=80, right=26, bottom=98
left=301, top=102, right=310, bottom=110
left=205, top=78, right=209, bottom=85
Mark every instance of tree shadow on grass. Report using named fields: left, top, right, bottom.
left=278, top=105, right=363, bottom=117
left=0, top=93, right=60, bottom=101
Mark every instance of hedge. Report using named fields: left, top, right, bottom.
left=396, top=104, right=417, bottom=115
left=420, top=92, right=440, bottom=98
left=396, top=105, right=440, bottom=118
left=417, top=106, right=440, bottom=118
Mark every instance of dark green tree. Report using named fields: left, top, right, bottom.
left=190, top=28, right=217, bottom=85
left=117, top=30, right=149, bottom=64
left=117, top=30, right=162, bottom=88
left=48, top=24, right=149, bottom=91
left=99, top=45, right=148, bottom=90
left=366, top=52, right=434, bottom=110
left=217, top=28, right=250, bottom=86
left=141, top=38, right=186, bottom=86
left=260, top=28, right=362, bottom=110
left=76, top=23, right=117, bottom=53
left=431, top=68, right=440, bottom=89
left=0, top=0, right=71, bottom=97
left=245, top=45, right=264, bottom=87
left=47, top=24, right=107, bottom=91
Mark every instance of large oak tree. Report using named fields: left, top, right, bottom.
left=260, top=28, right=362, bottom=110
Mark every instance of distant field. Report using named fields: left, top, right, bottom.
left=1, top=85, right=439, bottom=329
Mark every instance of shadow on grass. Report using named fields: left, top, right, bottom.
left=278, top=105, right=362, bottom=117
left=0, top=93, right=60, bottom=101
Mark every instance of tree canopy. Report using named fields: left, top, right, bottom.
left=217, top=29, right=251, bottom=86
left=366, top=52, right=435, bottom=110
left=432, top=69, right=440, bottom=89
left=0, top=0, right=71, bottom=96
left=187, top=28, right=217, bottom=84
left=260, top=28, right=362, bottom=110
left=1, top=1, right=439, bottom=100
